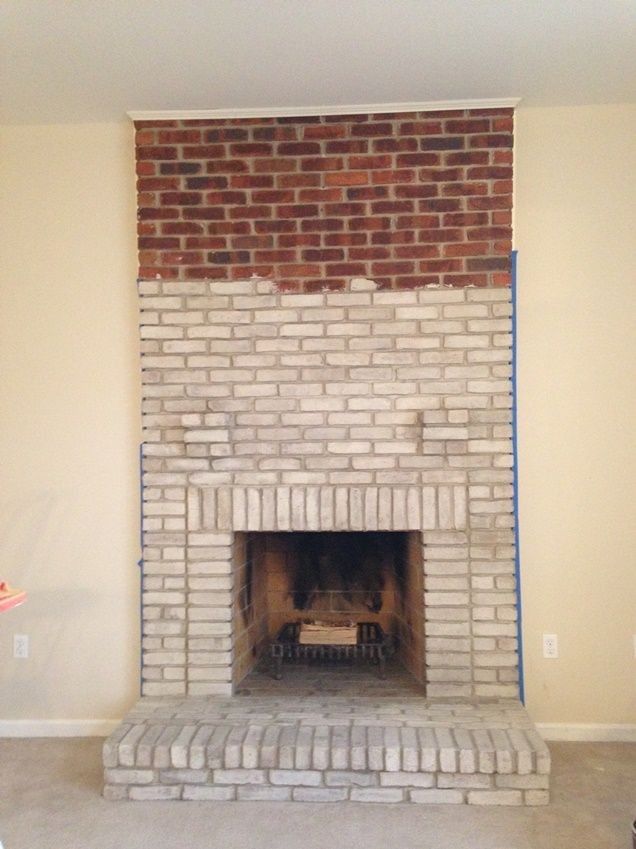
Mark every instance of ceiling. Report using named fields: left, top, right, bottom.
left=2, top=0, right=636, bottom=124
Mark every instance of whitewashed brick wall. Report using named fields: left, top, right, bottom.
left=139, top=277, right=517, bottom=699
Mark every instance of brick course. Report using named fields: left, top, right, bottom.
left=135, top=110, right=513, bottom=289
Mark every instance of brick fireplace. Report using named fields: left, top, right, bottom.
left=104, top=108, right=550, bottom=804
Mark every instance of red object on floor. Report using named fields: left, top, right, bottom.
left=0, top=582, right=26, bottom=613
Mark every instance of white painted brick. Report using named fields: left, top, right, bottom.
left=392, top=488, right=407, bottom=529
left=325, top=352, right=369, bottom=366
left=327, top=322, right=371, bottom=337
left=231, top=488, right=246, bottom=530
left=373, top=321, right=417, bottom=336
left=425, top=426, right=469, bottom=441
left=333, top=487, right=349, bottom=529
left=280, top=293, right=323, bottom=307
left=443, top=304, right=488, bottom=318
left=421, top=320, right=465, bottom=334
left=411, top=789, right=463, bottom=804
left=375, top=487, right=391, bottom=529
left=308, top=457, right=348, bottom=470
left=395, top=306, right=439, bottom=319
left=293, top=788, right=348, bottom=802
left=327, top=441, right=371, bottom=454
left=318, top=488, right=334, bottom=529
left=420, top=487, right=436, bottom=529
left=438, top=774, right=491, bottom=789
left=280, top=353, right=322, bottom=367
left=280, top=382, right=322, bottom=397
left=128, top=785, right=181, bottom=802
left=276, top=487, right=291, bottom=530
left=373, top=291, right=418, bottom=305
left=374, top=441, right=418, bottom=454
left=376, top=471, right=417, bottom=485
left=350, top=277, right=377, bottom=291
left=492, top=302, right=513, bottom=317
left=325, top=382, right=370, bottom=396
left=350, top=426, right=393, bottom=440
left=330, top=413, right=372, bottom=425
left=468, top=319, right=512, bottom=332
left=445, top=334, right=490, bottom=349
left=270, top=770, right=322, bottom=786
left=467, top=288, right=510, bottom=301
left=246, top=488, right=262, bottom=531
left=184, top=429, right=230, bottom=443
left=469, top=439, right=512, bottom=453
left=468, top=380, right=510, bottom=394
left=304, top=487, right=320, bottom=530
left=256, top=338, right=298, bottom=352
left=347, top=487, right=363, bottom=530
left=406, top=488, right=421, bottom=529
left=302, top=337, right=345, bottom=351
left=209, top=281, right=257, bottom=295
left=300, top=307, right=345, bottom=322
left=349, top=400, right=392, bottom=416
left=291, top=488, right=306, bottom=529
left=326, top=292, right=372, bottom=306
left=238, top=786, right=291, bottom=801
left=350, top=788, right=404, bottom=802
left=305, top=427, right=346, bottom=440
left=348, top=306, right=392, bottom=321
left=281, top=323, right=323, bottom=337
left=300, top=397, right=345, bottom=411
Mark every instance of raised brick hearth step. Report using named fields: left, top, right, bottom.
left=104, top=696, right=550, bottom=804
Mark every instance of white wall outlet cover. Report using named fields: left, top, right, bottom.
left=13, top=634, right=29, bottom=659
left=543, top=633, right=558, bottom=658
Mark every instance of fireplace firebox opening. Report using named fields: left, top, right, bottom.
left=232, top=531, right=425, bottom=689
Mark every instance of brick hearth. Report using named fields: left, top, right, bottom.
left=104, top=688, right=549, bottom=804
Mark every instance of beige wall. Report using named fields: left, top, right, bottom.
left=515, top=103, right=636, bottom=724
left=1, top=105, right=634, bottom=726
left=0, top=123, right=140, bottom=722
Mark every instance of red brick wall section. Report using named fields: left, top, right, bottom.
left=135, top=109, right=513, bottom=290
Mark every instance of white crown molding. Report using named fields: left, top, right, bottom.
left=127, top=98, right=521, bottom=122
left=0, top=719, right=120, bottom=738
left=537, top=723, right=636, bottom=743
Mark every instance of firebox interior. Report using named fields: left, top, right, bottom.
left=232, top=530, right=425, bottom=689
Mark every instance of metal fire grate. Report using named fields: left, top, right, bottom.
left=270, top=622, right=391, bottom=680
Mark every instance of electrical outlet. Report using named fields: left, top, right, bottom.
left=13, top=634, right=29, bottom=659
left=543, top=633, right=558, bottom=659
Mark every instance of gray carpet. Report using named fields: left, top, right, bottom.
left=0, top=738, right=634, bottom=849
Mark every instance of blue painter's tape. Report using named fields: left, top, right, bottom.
left=138, top=442, right=144, bottom=695
left=511, top=250, right=525, bottom=704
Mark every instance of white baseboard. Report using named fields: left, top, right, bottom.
left=0, top=719, right=121, bottom=738
left=537, top=723, right=636, bottom=742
